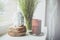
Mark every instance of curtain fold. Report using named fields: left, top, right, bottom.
left=45, top=0, right=58, bottom=40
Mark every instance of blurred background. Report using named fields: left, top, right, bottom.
left=0, top=0, right=46, bottom=40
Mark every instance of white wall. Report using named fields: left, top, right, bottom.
left=0, top=0, right=17, bottom=35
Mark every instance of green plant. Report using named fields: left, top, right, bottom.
left=18, top=0, right=39, bottom=31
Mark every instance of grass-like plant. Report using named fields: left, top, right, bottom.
left=18, top=0, right=39, bottom=31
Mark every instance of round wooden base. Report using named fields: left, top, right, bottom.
left=8, top=25, right=26, bottom=37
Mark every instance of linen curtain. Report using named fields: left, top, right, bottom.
left=45, top=0, right=60, bottom=40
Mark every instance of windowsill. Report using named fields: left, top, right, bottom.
left=0, top=26, right=47, bottom=40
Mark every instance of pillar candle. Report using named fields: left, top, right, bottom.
left=32, top=19, right=41, bottom=35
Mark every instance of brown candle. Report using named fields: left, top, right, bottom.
left=32, top=19, right=41, bottom=35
